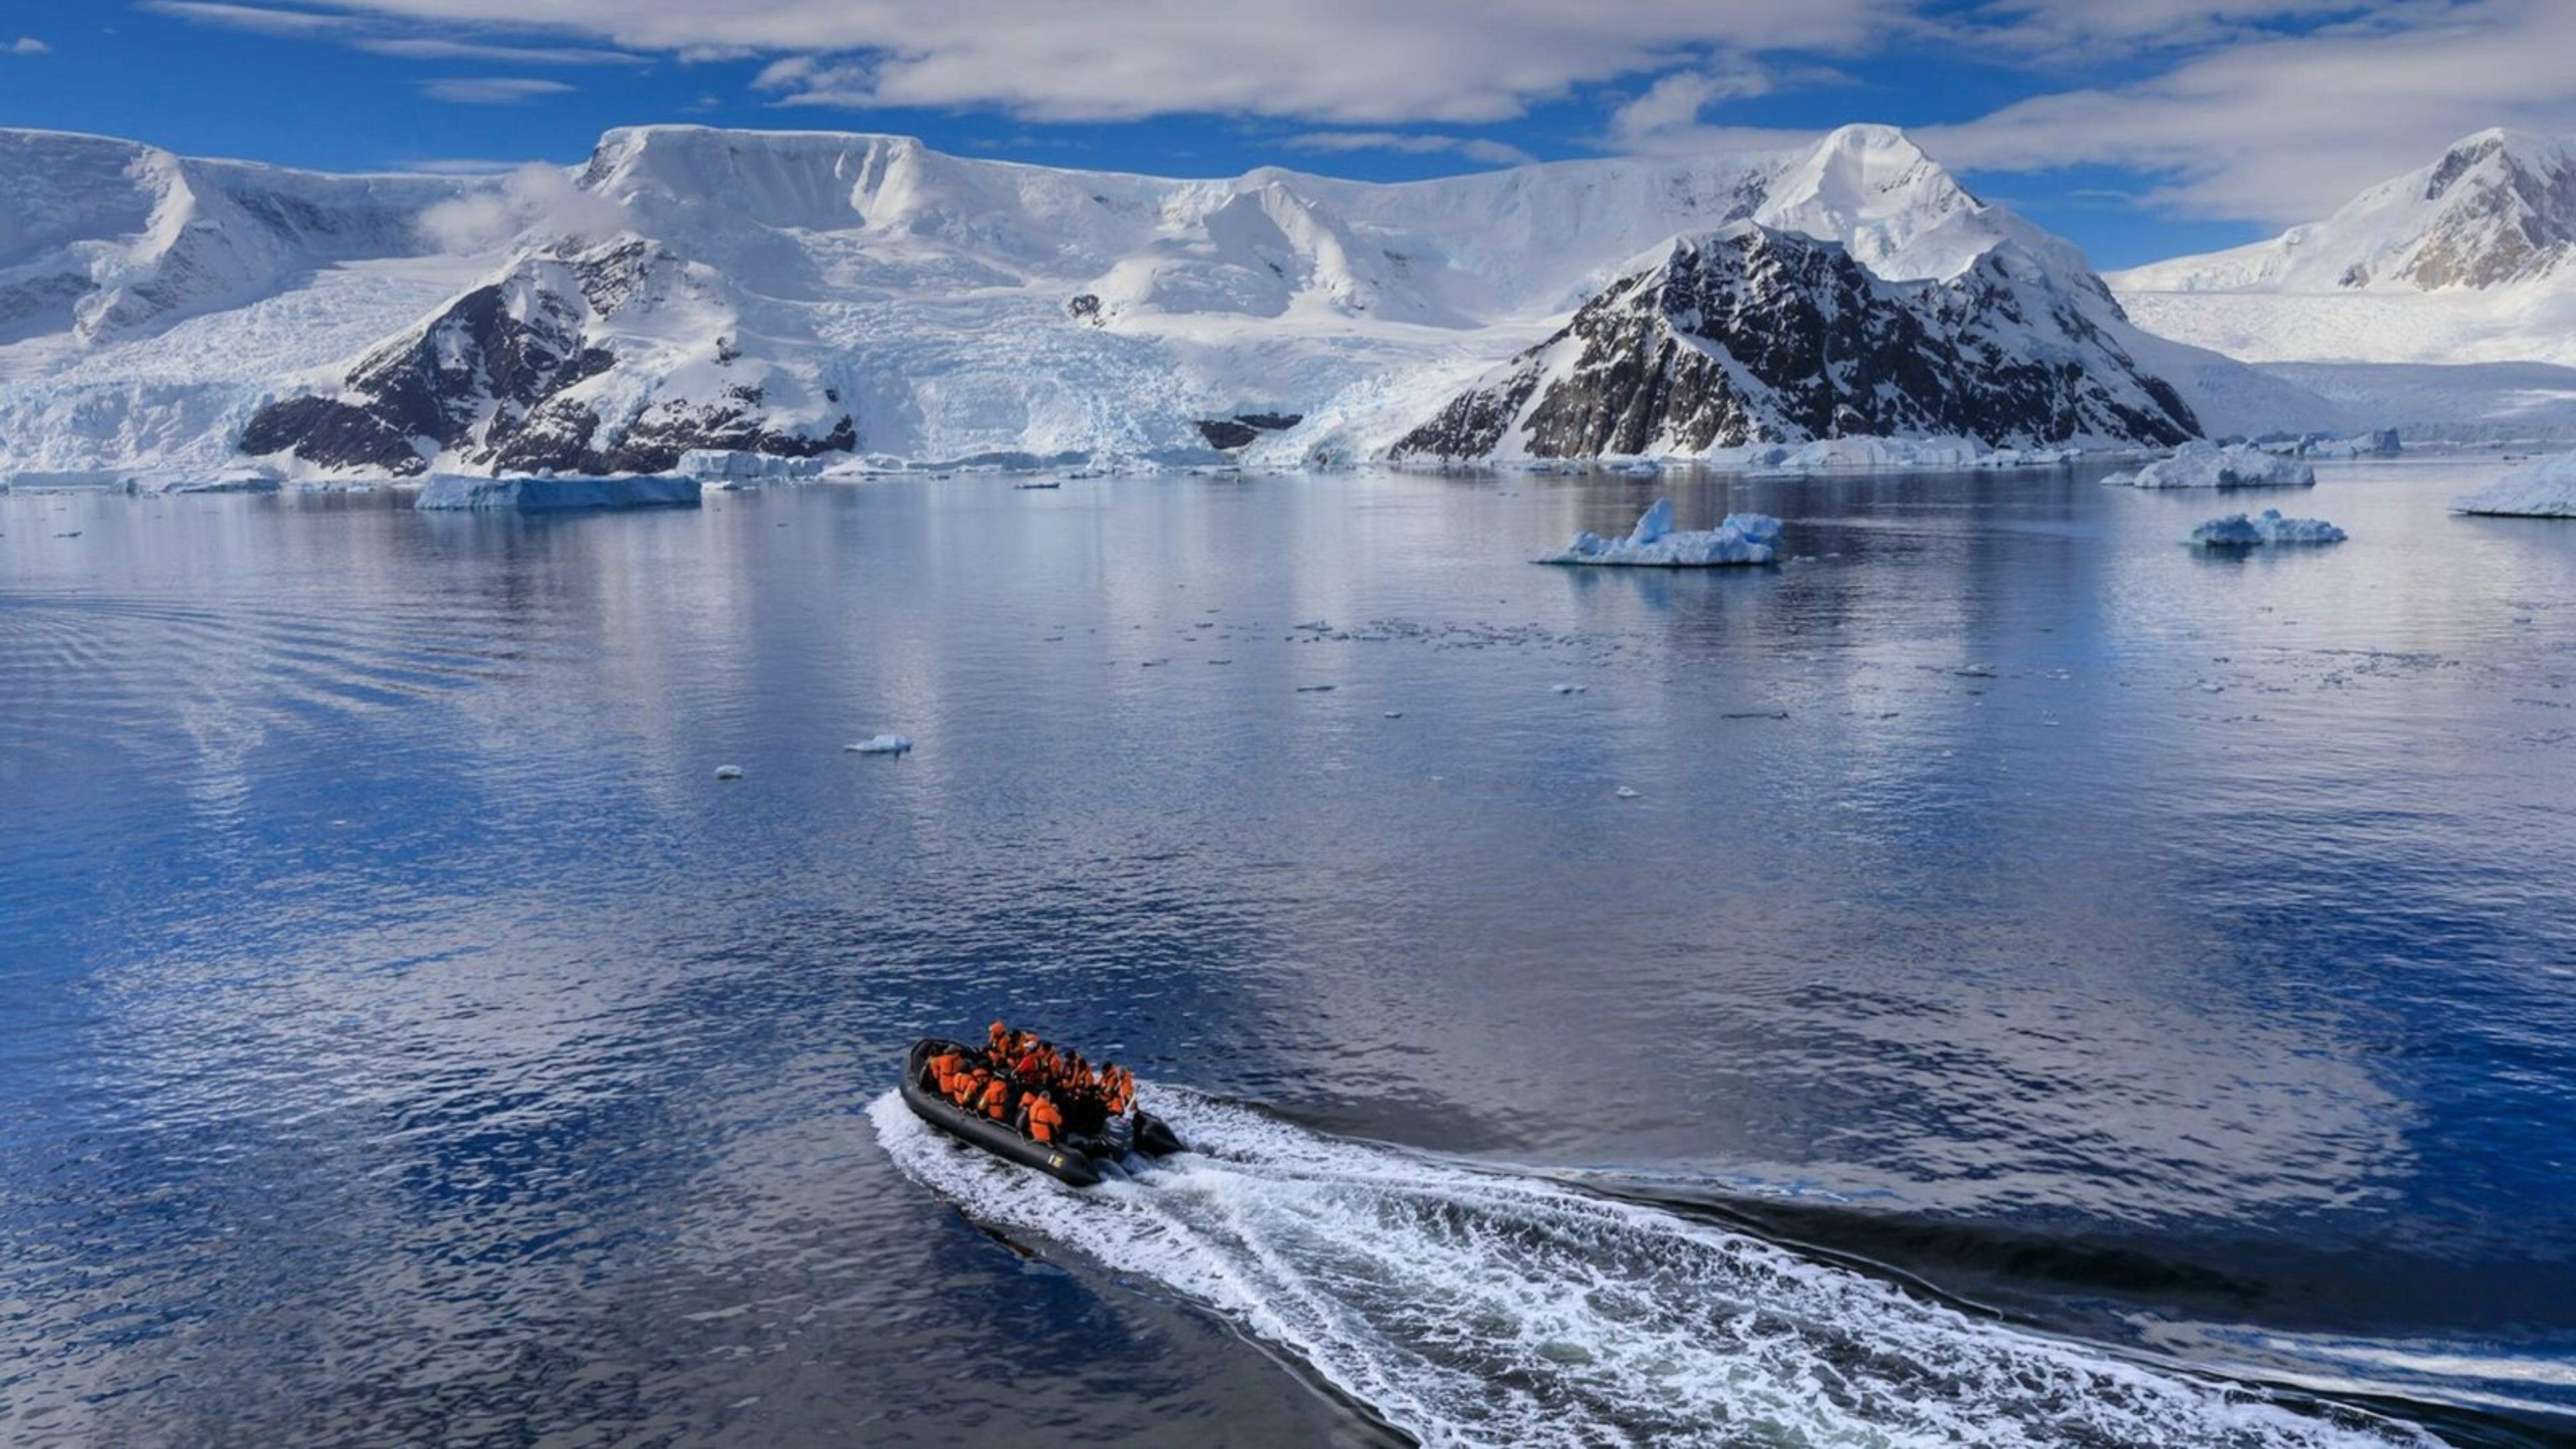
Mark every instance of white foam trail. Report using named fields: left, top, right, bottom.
left=869, top=1090, right=2436, bottom=1449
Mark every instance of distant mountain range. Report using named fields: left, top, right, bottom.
left=7, top=121, right=2574, bottom=480
left=2108, top=128, right=2576, bottom=368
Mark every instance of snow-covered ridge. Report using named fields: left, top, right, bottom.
left=2, top=121, right=2321, bottom=476
left=2108, top=128, right=2576, bottom=367
left=1389, top=221, right=2198, bottom=462
left=0, top=129, right=486, bottom=350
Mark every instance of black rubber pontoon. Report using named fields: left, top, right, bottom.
left=900, top=1039, right=1184, bottom=1188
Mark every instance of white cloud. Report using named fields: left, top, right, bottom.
left=1281, top=131, right=1536, bottom=167
left=148, top=1, right=641, bottom=66
left=1949, top=0, right=2399, bottom=58
left=356, top=36, right=642, bottom=65
left=140, top=2, right=365, bottom=36
left=419, top=76, right=576, bottom=105
left=233, top=0, right=1909, bottom=124
left=1607, top=66, right=1772, bottom=145
left=7, top=35, right=53, bottom=54
left=417, top=161, right=629, bottom=250
left=1924, top=0, right=2576, bottom=223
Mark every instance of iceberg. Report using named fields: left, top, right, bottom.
left=2300, top=429, right=2402, bottom=459
left=415, top=474, right=701, bottom=512
left=1538, top=498, right=1782, bottom=568
left=2452, top=452, right=2576, bottom=517
left=2106, top=442, right=2315, bottom=490
left=2189, top=509, right=2347, bottom=547
left=847, top=735, right=914, bottom=755
left=678, top=449, right=826, bottom=483
left=120, top=468, right=283, bottom=495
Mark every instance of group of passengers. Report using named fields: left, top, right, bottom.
left=923, top=1022, right=1137, bottom=1145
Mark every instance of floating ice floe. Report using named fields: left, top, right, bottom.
left=2190, top=510, right=2347, bottom=547
left=415, top=474, right=702, bottom=511
left=1704, top=436, right=2078, bottom=472
left=1538, top=498, right=1782, bottom=567
left=120, top=468, right=283, bottom=495
left=2296, top=429, right=2402, bottom=460
left=714, top=765, right=745, bottom=780
left=2106, top=442, right=2314, bottom=490
left=678, top=449, right=824, bottom=483
left=1615, top=786, right=1642, bottom=799
left=847, top=735, right=914, bottom=755
left=2452, top=452, right=2576, bottom=517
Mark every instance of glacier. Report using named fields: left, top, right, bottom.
left=0, top=121, right=2361, bottom=480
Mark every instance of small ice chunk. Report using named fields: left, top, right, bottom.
left=1538, top=499, right=1780, bottom=567
left=1615, top=786, right=1641, bottom=799
left=1383, top=710, right=1403, bottom=718
left=1553, top=684, right=1587, bottom=695
left=2190, top=509, right=2347, bottom=547
left=2453, top=452, right=2576, bottom=517
left=714, top=765, right=745, bottom=780
left=847, top=735, right=914, bottom=755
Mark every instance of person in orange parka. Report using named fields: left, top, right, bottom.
left=975, top=1073, right=1013, bottom=1122
left=927, top=1048, right=969, bottom=1095
left=1024, top=1091, right=1066, bottom=1144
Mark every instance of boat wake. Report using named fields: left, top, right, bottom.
left=868, top=1089, right=2435, bottom=1448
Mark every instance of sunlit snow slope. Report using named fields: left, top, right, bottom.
left=2, top=123, right=2340, bottom=476
left=2110, top=129, right=2576, bottom=369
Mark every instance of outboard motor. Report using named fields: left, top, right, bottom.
left=1097, top=1114, right=1136, bottom=1159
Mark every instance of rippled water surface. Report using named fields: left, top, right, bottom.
left=3, top=461, right=2573, bottom=1447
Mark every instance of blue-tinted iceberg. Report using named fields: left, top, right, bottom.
left=1538, top=498, right=1782, bottom=567
left=415, top=474, right=701, bottom=512
left=2190, top=509, right=2346, bottom=547
left=2452, top=452, right=2576, bottom=517
left=2108, top=442, right=2314, bottom=490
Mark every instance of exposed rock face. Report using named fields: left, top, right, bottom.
left=1194, top=412, right=1305, bottom=450
left=1395, top=223, right=2197, bottom=460
left=239, top=238, right=857, bottom=476
left=2403, top=133, right=2576, bottom=290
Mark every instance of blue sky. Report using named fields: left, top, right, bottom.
left=4, top=1, right=2573, bottom=270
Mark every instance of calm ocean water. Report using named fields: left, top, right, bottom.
left=3, top=460, right=2571, bottom=1447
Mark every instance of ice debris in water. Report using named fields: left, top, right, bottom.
left=1537, top=498, right=1781, bottom=567
left=2190, top=510, right=2347, bottom=547
left=2453, top=451, right=2576, bottom=517
left=714, top=765, right=745, bottom=780
left=1553, top=684, right=1587, bottom=695
left=2106, top=442, right=2314, bottom=490
left=1615, top=786, right=1642, bottom=799
left=847, top=735, right=914, bottom=755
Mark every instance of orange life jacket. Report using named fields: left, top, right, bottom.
left=953, top=1073, right=985, bottom=1108
left=977, top=1078, right=1012, bottom=1120
left=1026, top=1095, right=1064, bottom=1143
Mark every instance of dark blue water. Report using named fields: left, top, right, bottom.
left=3, top=461, right=2571, bottom=1447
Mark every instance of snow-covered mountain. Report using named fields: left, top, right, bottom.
left=1, top=122, right=2328, bottom=478
left=1391, top=221, right=2196, bottom=460
left=2108, top=129, right=2576, bottom=366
